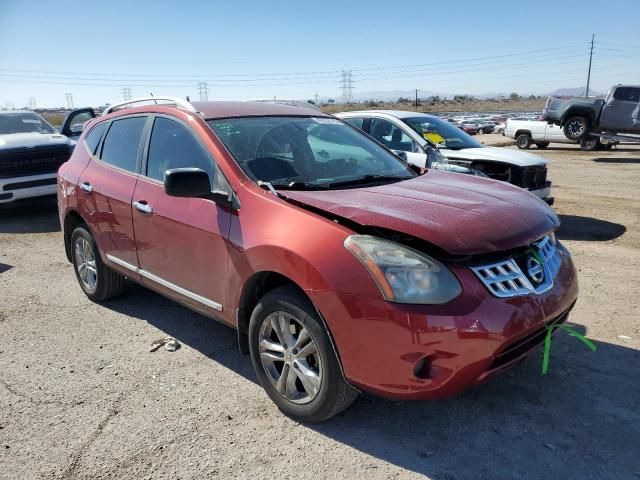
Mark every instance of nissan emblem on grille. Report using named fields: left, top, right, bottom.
left=470, top=235, right=562, bottom=298
left=527, top=254, right=544, bottom=285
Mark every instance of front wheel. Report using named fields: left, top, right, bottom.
left=563, top=116, right=589, bottom=140
left=249, top=286, right=358, bottom=422
left=71, top=225, right=125, bottom=301
left=516, top=133, right=532, bottom=149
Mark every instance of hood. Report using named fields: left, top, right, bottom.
left=439, top=146, right=547, bottom=167
left=281, top=171, right=559, bottom=255
left=0, top=132, right=75, bottom=150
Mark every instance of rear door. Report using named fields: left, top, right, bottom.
left=599, top=87, right=640, bottom=132
left=77, top=115, right=148, bottom=277
left=131, top=115, right=232, bottom=316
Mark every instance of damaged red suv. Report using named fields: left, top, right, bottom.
left=58, top=98, right=578, bottom=422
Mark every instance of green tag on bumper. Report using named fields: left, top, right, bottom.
left=542, top=324, right=597, bottom=375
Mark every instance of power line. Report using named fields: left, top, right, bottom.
left=197, top=82, right=209, bottom=101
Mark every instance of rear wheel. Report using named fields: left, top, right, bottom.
left=498, top=128, right=505, bottom=135
left=71, top=225, right=125, bottom=301
left=580, top=136, right=600, bottom=151
left=563, top=116, right=589, bottom=140
left=516, top=133, right=532, bottom=149
left=248, top=286, right=358, bottom=422
left=535, top=142, right=550, bottom=149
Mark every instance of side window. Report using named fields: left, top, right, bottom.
left=613, top=87, right=640, bottom=103
left=146, top=117, right=214, bottom=183
left=369, top=118, right=414, bottom=152
left=100, top=117, right=147, bottom=172
left=84, top=122, right=108, bottom=155
left=344, top=117, right=364, bottom=130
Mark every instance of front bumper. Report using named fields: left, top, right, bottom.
left=0, top=172, right=57, bottom=203
left=310, top=244, right=578, bottom=400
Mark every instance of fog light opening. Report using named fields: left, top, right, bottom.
left=414, top=356, right=433, bottom=379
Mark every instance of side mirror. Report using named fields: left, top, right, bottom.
left=60, top=107, right=96, bottom=138
left=164, top=168, right=233, bottom=207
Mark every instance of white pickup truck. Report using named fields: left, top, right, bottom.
left=505, top=119, right=575, bottom=150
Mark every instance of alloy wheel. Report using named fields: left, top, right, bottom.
left=567, top=119, right=584, bottom=137
left=258, top=311, right=322, bottom=404
left=74, top=237, right=97, bottom=293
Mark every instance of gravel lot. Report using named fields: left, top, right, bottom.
left=1, top=143, right=639, bottom=480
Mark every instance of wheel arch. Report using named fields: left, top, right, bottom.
left=561, top=108, right=595, bottom=126
left=63, top=209, right=87, bottom=262
left=515, top=129, right=531, bottom=138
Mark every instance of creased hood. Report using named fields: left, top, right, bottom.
left=281, top=171, right=559, bottom=255
left=440, top=146, right=547, bottom=167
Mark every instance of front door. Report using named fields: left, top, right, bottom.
left=78, top=116, right=148, bottom=276
left=599, top=87, right=640, bottom=132
left=131, top=115, right=232, bottom=317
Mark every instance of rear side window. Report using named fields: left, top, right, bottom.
left=84, top=122, right=107, bottom=155
left=146, top=117, right=214, bottom=182
left=613, top=87, right=640, bottom=102
left=100, top=117, right=147, bottom=172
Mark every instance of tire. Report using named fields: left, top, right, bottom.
left=498, top=128, right=504, bottom=135
left=516, top=133, right=532, bottom=149
left=535, top=142, right=550, bottom=149
left=248, top=286, right=358, bottom=422
left=71, top=224, right=125, bottom=301
left=580, top=136, right=600, bottom=151
left=563, top=116, right=589, bottom=140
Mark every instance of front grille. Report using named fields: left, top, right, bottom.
left=487, top=306, right=570, bottom=371
left=519, top=165, right=548, bottom=189
left=471, top=236, right=562, bottom=298
left=0, top=147, right=71, bottom=178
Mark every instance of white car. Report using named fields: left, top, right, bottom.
left=335, top=110, right=553, bottom=204
left=505, top=119, right=576, bottom=149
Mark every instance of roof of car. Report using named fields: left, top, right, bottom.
left=337, top=110, right=438, bottom=120
left=191, top=101, right=330, bottom=119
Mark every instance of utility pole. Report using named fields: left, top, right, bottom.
left=585, top=33, right=594, bottom=98
left=65, top=93, right=74, bottom=109
left=198, top=82, right=209, bottom=101
left=28, top=97, right=36, bottom=110
left=340, top=70, right=354, bottom=104
left=415, top=89, right=418, bottom=111
left=122, top=87, right=132, bottom=101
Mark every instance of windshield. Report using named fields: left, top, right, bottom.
left=403, top=116, right=482, bottom=150
left=0, top=112, right=55, bottom=135
left=208, top=116, right=415, bottom=190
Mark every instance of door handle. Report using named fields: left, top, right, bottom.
left=79, top=182, right=93, bottom=193
left=133, top=201, right=153, bottom=214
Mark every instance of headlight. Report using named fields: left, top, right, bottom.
left=344, top=235, right=462, bottom=304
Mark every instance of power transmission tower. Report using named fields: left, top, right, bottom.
left=65, top=93, right=74, bottom=109
left=29, top=97, right=36, bottom=109
left=122, top=87, right=132, bottom=101
left=315, top=93, right=319, bottom=105
left=340, top=70, right=354, bottom=104
left=585, top=33, right=594, bottom=98
left=198, top=82, right=209, bottom=101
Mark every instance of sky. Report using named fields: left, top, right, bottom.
left=1, top=0, right=639, bottom=108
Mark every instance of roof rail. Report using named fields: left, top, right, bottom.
left=102, top=96, right=197, bottom=116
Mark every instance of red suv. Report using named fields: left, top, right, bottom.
left=58, top=98, right=578, bottom=422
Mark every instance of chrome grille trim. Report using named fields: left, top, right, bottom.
left=471, top=235, right=562, bottom=298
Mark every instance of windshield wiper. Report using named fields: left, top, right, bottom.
left=327, top=174, right=408, bottom=189
left=270, top=181, right=330, bottom=191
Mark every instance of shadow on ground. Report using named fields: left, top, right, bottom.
left=592, top=157, right=640, bottom=164
left=557, top=214, right=626, bottom=241
left=104, top=284, right=640, bottom=479
left=0, top=196, right=60, bottom=234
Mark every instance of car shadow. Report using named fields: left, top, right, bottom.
left=101, top=285, right=640, bottom=479
left=557, top=214, right=626, bottom=241
left=0, top=195, right=60, bottom=234
left=0, top=263, right=13, bottom=274
left=592, top=157, right=640, bottom=164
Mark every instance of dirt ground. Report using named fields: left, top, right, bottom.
left=1, top=143, right=638, bottom=480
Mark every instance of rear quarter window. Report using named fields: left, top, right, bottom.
left=84, top=122, right=108, bottom=155
left=99, top=117, right=147, bottom=172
